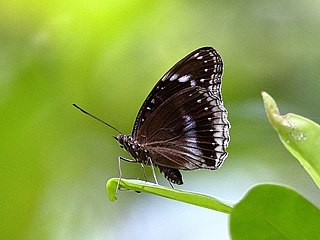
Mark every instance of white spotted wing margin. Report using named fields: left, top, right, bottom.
left=123, top=47, right=230, bottom=184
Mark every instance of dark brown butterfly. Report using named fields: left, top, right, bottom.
left=74, top=47, right=230, bottom=185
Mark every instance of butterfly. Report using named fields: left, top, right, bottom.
left=74, top=47, right=230, bottom=185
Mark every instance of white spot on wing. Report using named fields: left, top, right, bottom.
left=189, top=147, right=202, bottom=157
left=170, top=74, right=179, bottom=81
left=213, top=132, right=223, bottom=137
left=178, top=75, right=190, bottom=82
left=215, top=145, right=224, bottom=152
left=182, top=115, right=202, bottom=157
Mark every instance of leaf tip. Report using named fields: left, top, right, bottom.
left=261, top=91, right=279, bottom=114
left=106, top=178, right=118, bottom=202
left=261, top=91, right=283, bottom=129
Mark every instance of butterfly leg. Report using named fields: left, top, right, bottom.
left=140, top=163, right=148, bottom=182
left=116, top=156, right=123, bottom=194
left=116, top=156, right=139, bottom=192
left=168, top=181, right=175, bottom=189
left=119, top=156, right=138, bottom=163
left=147, top=157, right=159, bottom=185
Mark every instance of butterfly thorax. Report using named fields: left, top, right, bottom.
left=115, top=134, right=149, bottom=164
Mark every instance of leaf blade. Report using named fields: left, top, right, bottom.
left=230, top=184, right=320, bottom=240
left=106, top=178, right=233, bottom=214
left=262, top=91, right=320, bottom=188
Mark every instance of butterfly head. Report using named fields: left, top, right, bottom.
left=114, top=134, right=125, bottom=148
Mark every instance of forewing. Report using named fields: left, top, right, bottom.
left=132, top=47, right=223, bottom=139
left=131, top=47, right=230, bottom=170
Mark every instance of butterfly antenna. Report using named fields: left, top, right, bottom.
left=72, top=104, right=122, bottom=135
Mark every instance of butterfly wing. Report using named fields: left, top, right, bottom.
left=132, top=47, right=230, bottom=171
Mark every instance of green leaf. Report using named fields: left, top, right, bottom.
left=262, top=91, right=320, bottom=188
left=106, top=178, right=233, bottom=214
left=230, top=184, right=320, bottom=240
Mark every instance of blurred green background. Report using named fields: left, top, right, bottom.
left=1, top=1, right=320, bottom=239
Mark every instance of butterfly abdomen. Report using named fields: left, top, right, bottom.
left=158, top=166, right=183, bottom=185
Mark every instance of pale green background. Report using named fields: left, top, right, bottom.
left=1, top=1, right=320, bottom=239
